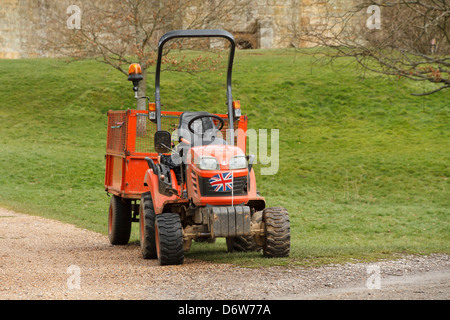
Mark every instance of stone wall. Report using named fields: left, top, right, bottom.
left=0, top=0, right=26, bottom=59
left=0, top=0, right=356, bottom=58
left=0, top=0, right=56, bottom=58
left=179, top=0, right=358, bottom=49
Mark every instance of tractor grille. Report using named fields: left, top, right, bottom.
left=199, top=175, right=247, bottom=197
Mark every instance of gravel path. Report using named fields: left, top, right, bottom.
left=0, top=208, right=448, bottom=300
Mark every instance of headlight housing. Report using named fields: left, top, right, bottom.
left=198, top=156, right=220, bottom=170
left=229, top=155, right=247, bottom=170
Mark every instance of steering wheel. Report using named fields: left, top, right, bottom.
left=187, top=114, right=224, bottom=137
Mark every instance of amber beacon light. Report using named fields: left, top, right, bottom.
left=128, top=63, right=144, bottom=98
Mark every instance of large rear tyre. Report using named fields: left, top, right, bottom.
left=262, top=207, right=290, bottom=257
left=155, top=213, right=184, bottom=265
left=226, top=236, right=261, bottom=252
left=139, top=192, right=157, bottom=259
left=108, top=195, right=132, bottom=245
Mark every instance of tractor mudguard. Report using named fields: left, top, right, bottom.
left=145, top=157, right=177, bottom=197
left=143, top=168, right=182, bottom=215
left=246, top=168, right=266, bottom=210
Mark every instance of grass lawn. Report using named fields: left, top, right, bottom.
left=0, top=49, right=448, bottom=267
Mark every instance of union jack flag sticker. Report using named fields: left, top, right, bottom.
left=209, top=172, right=233, bottom=192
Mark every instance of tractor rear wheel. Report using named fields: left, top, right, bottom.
left=226, top=236, right=261, bottom=252
left=226, top=211, right=262, bottom=252
left=139, top=192, right=157, bottom=259
left=262, top=207, right=290, bottom=257
left=155, top=213, right=184, bottom=265
left=108, top=195, right=132, bottom=245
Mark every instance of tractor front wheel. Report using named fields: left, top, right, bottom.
left=262, top=207, right=290, bottom=257
left=108, top=195, right=132, bottom=245
left=155, top=213, right=184, bottom=265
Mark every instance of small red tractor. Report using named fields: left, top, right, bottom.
left=105, top=30, right=290, bottom=265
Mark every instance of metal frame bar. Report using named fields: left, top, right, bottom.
left=154, top=29, right=236, bottom=142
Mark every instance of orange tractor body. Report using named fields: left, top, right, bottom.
left=105, top=30, right=290, bottom=265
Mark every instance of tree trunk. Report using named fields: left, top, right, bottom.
left=137, top=69, right=148, bottom=110
left=136, top=68, right=148, bottom=137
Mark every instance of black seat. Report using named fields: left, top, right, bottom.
left=171, top=112, right=227, bottom=166
left=177, top=111, right=227, bottom=147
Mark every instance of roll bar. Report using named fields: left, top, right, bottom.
left=154, top=29, right=236, bottom=138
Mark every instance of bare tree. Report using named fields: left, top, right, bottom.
left=295, top=0, right=449, bottom=96
left=41, top=0, right=250, bottom=109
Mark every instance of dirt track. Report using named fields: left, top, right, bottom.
left=0, top=208, right=448, bottom=300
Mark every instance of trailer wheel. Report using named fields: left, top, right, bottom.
left=262, top=207, right=290, bottom=257
left=108, top=195, right=132, bottom=245
left=155, top=213, right=184, bottom=265
left=139, top=192, right=157, bottom=259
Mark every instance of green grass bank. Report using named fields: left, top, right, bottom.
left=0, top=49, right=448, bottom=267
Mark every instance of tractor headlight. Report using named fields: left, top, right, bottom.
left=198, top=156, right=220, bottom=170
left=229, top=155, right=247, bottom=170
